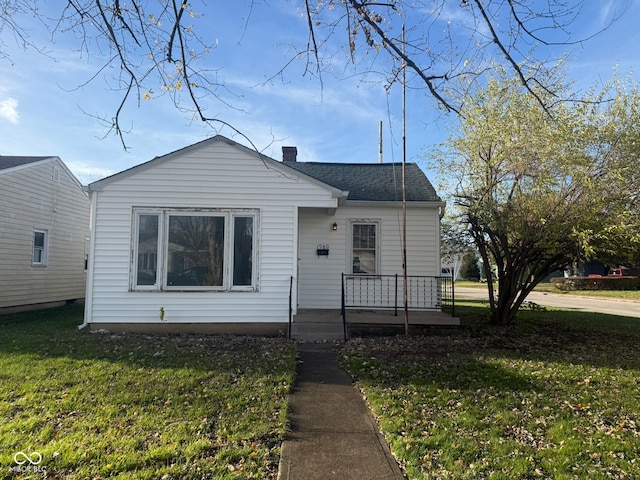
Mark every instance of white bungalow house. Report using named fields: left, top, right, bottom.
left=0, top=156, right=90, bottom=313
left=83, top=136, right=455, bottom=337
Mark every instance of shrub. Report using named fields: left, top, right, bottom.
left=551, top=276, right=640, bottom=291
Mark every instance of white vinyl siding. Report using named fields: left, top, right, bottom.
left=297, top=205, right=441, bottom=309
left=85, top=140, right=338, bottom=325
left=0, top=159, right=90, bottom=309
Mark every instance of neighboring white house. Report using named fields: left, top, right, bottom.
left=83, top=136, right=447, bottom=334
left=0, top=156, right=90, bottom=313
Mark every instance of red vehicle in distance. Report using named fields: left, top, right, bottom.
left=608, top=267, right=633, bottom=276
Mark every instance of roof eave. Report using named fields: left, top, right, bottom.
left=0, top=156, right=57, bottom=175
left=344, top=199, right=444, bottom=208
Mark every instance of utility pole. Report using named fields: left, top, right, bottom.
left=402, top=25, right=409, bottom=335
left=378, top=120, right=383, bottom=164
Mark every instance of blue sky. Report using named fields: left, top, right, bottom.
left=1, top=1, right=639, bottom=185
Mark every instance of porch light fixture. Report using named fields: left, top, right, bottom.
left=332, top=222, right=338, bottom=231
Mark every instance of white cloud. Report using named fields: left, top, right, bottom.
left=65, top=161, right=114, bottom=185
left=0, top=97, right=20, bottom=124
left=599, top=0, right=617, bottom=26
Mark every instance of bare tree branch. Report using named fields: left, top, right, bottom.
left=0, top=1, right=622, bottom=149
left=506, top=0, right=615, bottom=47
left=470, top=0, right=549, bottom=112
left=346, top=0, right=456, bottom=113
left=167, top=0, right=187, bottom=62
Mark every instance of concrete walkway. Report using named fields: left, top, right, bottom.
left=278, top=343, right=405, bottom=480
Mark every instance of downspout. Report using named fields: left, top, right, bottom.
left=78, top=189, right=98, bottom=330
left=291, top=205, right=299, bottom=319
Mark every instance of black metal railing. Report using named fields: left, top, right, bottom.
left=441, top=275, right=455, bottom=316
left=341, top=273, right=455, bottom=320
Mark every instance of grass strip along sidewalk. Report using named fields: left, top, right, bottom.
left=341, top=304, right=640, bottom=479
left=0, top=305, right=296, bottom=479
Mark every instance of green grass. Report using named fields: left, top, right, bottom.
left=533, top=282, right=640, bottom=299
left=341, top=302, right=640, bottom=479
left=559, top=289, right=640, bottom=299
left=456, top=280, right=640, bottom=299
left=0, top=305, right=296, bottom=479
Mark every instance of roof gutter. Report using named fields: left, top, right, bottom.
left=344, top=199, right=445, bottom=209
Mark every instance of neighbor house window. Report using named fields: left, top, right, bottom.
left=132, top=209, right=258, bottom=291
left=351, top=222, right=378, bottom=274
left=32, top=229, right=48, bottom=266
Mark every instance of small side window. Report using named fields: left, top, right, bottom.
left=33, top=230, right=48, bottom=266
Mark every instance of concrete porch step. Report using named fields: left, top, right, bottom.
left=290, top=309, right=459, bottom=341
left=290, top=322, right=345, bottom=342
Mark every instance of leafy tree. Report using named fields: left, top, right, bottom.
left=0, top=1, right=609, bottom=146
left=439, top=65, right=640, bottom=324
left=460, top=251, right=480, bottom=281
left=441, top=216, right=473, bottom=280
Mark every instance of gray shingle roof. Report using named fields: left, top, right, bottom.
left=0, top=156, right=52, bottom=171
left=285, top=162, right=441, bottom=202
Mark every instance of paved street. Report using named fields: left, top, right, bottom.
left=455, top=286, right=640, bottom=319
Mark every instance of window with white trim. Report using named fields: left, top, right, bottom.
left=351, top=222, right=378, bottom=274
left=132, top=208, right=258, bottom=291
left=32, top=229, right=48, bottom=266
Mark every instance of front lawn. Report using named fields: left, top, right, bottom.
left=0, top=305, right=296, bottom=479
left=559, top=289, right=640, bottom=300
left=341, top=303, right=640, bottom=479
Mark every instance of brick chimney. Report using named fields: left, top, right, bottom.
left=282, top=146, right=297, bottom=163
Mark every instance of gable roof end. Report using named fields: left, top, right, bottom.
left=0, top=155, right=86, bottom=191
left=86, top=135, right=348, bottom=201
left=0, top=156, right=55, bottom=171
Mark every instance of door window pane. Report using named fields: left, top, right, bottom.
left=136, top=215, right=159, bottom=285
left=233, top=216, right=253, bottom=286
left=167, top=215, right=224, bottom=287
